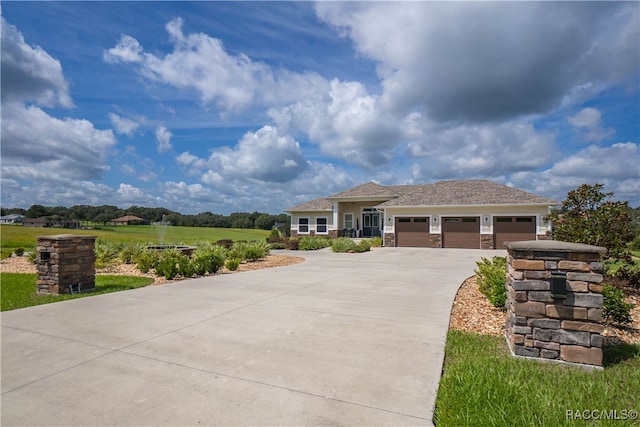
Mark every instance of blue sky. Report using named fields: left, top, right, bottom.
left=1, top=1, right=638, bottom=214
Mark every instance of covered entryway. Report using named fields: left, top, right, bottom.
left=442, top=217, right=480, bottom=249
left=362, top=209, right=381, bottom=237
left=493, top=216, right=536, bottom=249
left=395, top=217, right=430, bottom=247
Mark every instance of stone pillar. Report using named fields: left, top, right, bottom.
left=504, top=240, right=606, bottom=368
left=383, top=232, right=395, bottom=247
left=37, top=234, right=96, bottom=294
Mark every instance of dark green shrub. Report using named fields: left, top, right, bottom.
left=177, top=255, right=194, bottom=278
left=14, top=248, right=24, bottom=256
left=155, top=255, right=180, bottom=280
left=299, top=236, right=331, bottom=250
left=475, top=256, right=508, bottom=309
left=193, top=244, right=227, bottom=274
left=135, top=249, right=159, bottom=273
left=603, top=284, right=633, bottom=325
left=268, top=228, right=281, bottom=240
left=614, top=262, right=640, bottom=289
left=215, top=239, right=234, bottom=249
left=286, top=238, right=299, bottom=250
left=225, top=257, right=241, bottom=271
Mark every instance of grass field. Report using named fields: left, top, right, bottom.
left=434, top=330, right=640, bottom=426
left=1, top=273, right=154, bottom=311
left=0, top=224, right=270, bottom=258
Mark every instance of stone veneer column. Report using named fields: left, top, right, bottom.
left=37, top=234, right=96, bottom=294
left=383, top=232, right=395, bottom=247
left=504, top=240, right=606, bottom=368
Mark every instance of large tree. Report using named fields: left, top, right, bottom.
left=545, top=183, right=633, bottom=258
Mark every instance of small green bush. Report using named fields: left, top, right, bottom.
left=331, top=237, right=356, bottom=253
left=354, top=240, right=371, bottom=253
left=614, top=262, right=640, bottom=289
left=298, top=236, right=332, bottom=250
left=244, top=240, right=270, bottom=261
left=286, top=238, right=299, bottom=250
left=134, top=249, right=159, bottom=273
left=225, top=257, right=242, bottom=271
left=603, top=284, right=633, bottom=325
left=27, top=251, right=37, bottom=264
left=369, top=237, right=383, bottom=247
left=268, top=228, right=281, bottom=240
left=475, top=256, right=507, bottom=309
left=193, top=243, right=227, bottom=274
left=269, top=242, right=287, bottom=250
left=14, top=247, right=24, bottom=256
left=155, top=255, right=181, bottom=280
left=94, top=239, right=122, bottom=268
left=119, top=243, right=146, bottom=264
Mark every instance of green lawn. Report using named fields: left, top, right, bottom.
left=0, top=224, right=270, bottom=257
left=434, top=330, right=640, bottom=426
left=1, top=273, right=154, bottom=311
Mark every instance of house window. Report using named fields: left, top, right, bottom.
left=316, top=217, right=328, bottom=234
left=344, top=213, right=353, bottom=229
left=298, top=217, right=309, bottom=234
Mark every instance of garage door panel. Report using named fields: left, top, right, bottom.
left=443, top=217, right=480, bottom=249
left=494, top=216, right=536, bottom=249
left=396, top=217, right=429, bottom=247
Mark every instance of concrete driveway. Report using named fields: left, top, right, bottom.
left=1, top=247, right=500, bottom=426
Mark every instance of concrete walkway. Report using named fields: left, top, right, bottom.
left=1, top=247, right=500, bottom=426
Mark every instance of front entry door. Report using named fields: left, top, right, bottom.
left=363, top=212, right=381, bottom=237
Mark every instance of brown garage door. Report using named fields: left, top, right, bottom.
left=442, top=217, right=480, bottom=249
left=493, top=216, right=536, bottom=249
left=395, top=217, right=430, bottom=247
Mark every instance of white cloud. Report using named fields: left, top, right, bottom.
left=109, top=113, right=141, bottom=137
left=315, top=2, right=639, bottom=122
left=1, top=15, right=72, bottom=108
left=568, top=107, right=615, bottom=143
left=185, top=125, right=309, bottom=184
left=1, top=103, right=117, bottom=182
left=406, top=119, right=556, bottom=180
left=116, top=183, right=148, bottom=202
left=155, top=126, right=173, bottom=153
left=510, top=142, right=640, bottom=206
left=104, top=18, right=329, bottom=114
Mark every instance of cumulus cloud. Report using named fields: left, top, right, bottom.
left=155, top=126, right=173, bottom=153
left=179, top=125, right=309, bottom=184
left=270, top=79, right=401, bottom=168
left=0, top=15, right=72, bottom=108
left=315, top=2, right=639, bottom=122
left=109, top=113, right=141, bottom=137
left=1, top=103, right=116, bottom=182
left=104, top=17, right=329, bottom=113
left=510, top=142, right=640, bottom=205
left=406, top=119, right=556, bottom=180
left=568, top=107, right=615, bottom=143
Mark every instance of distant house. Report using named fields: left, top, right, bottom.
left=23, top=216, right=79, bottom=228
left=0, top=214, right=25, bottom=224
left=109, top=215, right=148, bottom=226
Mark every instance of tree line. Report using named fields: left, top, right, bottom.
left=0, top=204, right=291, bottom=231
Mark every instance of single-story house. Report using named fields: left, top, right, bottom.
left=23, top=216, right=80, bottom=229
left=0, top=214, right=25, bottom=224
left=109, top=215, right=149, bottom=226
left=286, top=180, right=560, bottom=249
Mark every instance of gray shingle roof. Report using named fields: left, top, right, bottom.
left=287, top=197, right=333, bottom=212
left=378, top=180, right=559, bottom=207
left=288, top=179, right=559, bottom=212
left=327, top=182, right=401, bottom=199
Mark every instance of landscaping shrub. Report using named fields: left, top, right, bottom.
left=475, top=256, right=508, bottom=309
left=215, top=239, right=234, bottom=249
left=14, top=247, right=24, bottom=256
left=369, top=237, right=383, bottom=247
left=134, top=249, right=159, bottom=273
left=268, top=228, right=281, bottom=241
left=154, top=248, right=184, bottom=280
left=354, top=239, right=371, bottom=252
left=193, top=243, right=227, bottom=274
left=119, top=243, right=146, bottom=264
left=331, top=237, right=356, bottom=253
left=286, top=238, right=299, bottom=250
left=613, top=262, right=640, bottom=289
left=229, top=241, right=248, bottom=260
left=225, top=257, right=241, bottom=271
left=244, top=240, right=270, bottom=261
left=27, top=251, right=37, bottom=264
left=298, top=236, right=332, bottom=250
left=94, top=239, right=121, bottom=268
left=269, top=242, right=287, bottom=250
left=603, top=284, right=633, bottom=326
